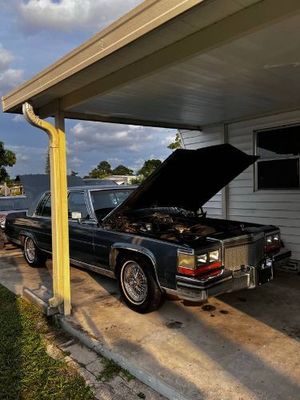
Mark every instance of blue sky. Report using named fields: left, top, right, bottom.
left=0, top=0, right=176, bottom=178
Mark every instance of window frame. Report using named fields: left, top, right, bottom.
left=67, top=190, right=93, bottom=221
left=34, top=192, right=51, bottom=218
left=254, top=123, right=300, bottom=191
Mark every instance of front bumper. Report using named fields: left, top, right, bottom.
left=173, top=260, right=273, bottom=302
left=272, top=248, right=291, bottom=268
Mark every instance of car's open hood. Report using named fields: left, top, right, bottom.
left=103, top=144, right=258, bottom=221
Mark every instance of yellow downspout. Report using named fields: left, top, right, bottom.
left=22, top=102, right=71, bottom=315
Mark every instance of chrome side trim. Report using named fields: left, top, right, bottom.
left=8, top=237, right=21, bottom=246
left=38, top=248, right=115, bottom=278
left=70, top=258, right=116, bottom=278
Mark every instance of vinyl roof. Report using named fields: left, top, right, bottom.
left=3, top=0, right=300, bottom=129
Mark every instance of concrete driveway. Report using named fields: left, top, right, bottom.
left=0, top=245, right=299, bottom=400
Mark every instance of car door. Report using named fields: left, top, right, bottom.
left=68, top=190, right=97, bottom=265
left=90, top=188, right=133, bottom=269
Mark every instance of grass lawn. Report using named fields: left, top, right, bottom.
left=0, top=284, right=94, bottom=400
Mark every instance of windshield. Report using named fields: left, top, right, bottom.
left=90, top=189, right=133, bottom=220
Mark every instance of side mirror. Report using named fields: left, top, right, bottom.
left=71, top=211, right=82, bottom=220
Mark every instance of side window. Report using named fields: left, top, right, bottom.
left=256, top=125, right=300, bottom=190
left=41, top=194, right=51, bottom=217
left=68, top=191, right=90, bottom=219
left=35, top=194, right=51, bottom=217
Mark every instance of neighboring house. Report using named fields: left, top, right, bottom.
left=106, top=175, right=139, bottom=185
left=180, top=109, right=300, bottom=271
left=0, top=183, right=23, bottom=196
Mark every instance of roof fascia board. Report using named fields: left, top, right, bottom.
left=61, top=111, right=202, bottom=130
left=2, top=0, right=204, bottom=112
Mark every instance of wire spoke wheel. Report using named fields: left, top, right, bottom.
left=25, top=237, right=36, bottom=263
left=23, top=236, right=46, bottom=267
left=121, top=260, right=148, bottom=305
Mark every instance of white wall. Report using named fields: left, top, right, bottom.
left=180, top=109, right=300, bottom=263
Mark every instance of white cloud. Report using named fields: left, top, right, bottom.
left=17, top=0, right=143, bottom=33
left=5, top=144, right=46, bottom=175
left=8, top=144, right=45, bottom=158
left=69, top=121, right=176, bottom=174
left=12, top=115, right=25, bottom=123
left=0, top=68, right=24, bottom=93
left=68, top=156, right=83, bottom=168
left=0, top=45, right=14, bottom=71
left=71, top=121, right=174, bottom=153
left=0, top=44, right=24, bottom=95
left=161, top=133, right=178, bottom=146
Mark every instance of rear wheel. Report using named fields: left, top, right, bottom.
left=118, top=255, right=164, bottom=313
left=23, top=236, right=46, bottom=267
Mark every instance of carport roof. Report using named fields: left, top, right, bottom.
left=2, top=0, right=300, bottom=129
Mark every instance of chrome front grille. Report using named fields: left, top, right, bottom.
left=223, top=234, right=265, bottom=271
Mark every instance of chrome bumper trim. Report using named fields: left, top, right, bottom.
left=165, top=262, right=273, bottom=302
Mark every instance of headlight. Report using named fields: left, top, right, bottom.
left=179, top=249, right=222, bottom=277
left=265, top=232, right=281, bottom=253
left=209, top=250, right=219, bottom=262
left=266, top=235, right=272, bottom=244
left=178, top=251, right=196, bottom=271
left=197, top=254, right=208, bottom=264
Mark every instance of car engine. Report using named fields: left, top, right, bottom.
left=103, top=210, right=216, bottom=243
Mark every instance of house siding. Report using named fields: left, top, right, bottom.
left=180, top=109, right=300, bottom=263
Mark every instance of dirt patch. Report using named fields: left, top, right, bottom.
left=166, top=320, right=183, bottom=329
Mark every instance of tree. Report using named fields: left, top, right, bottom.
left=168, top=131, right=182, bottom=150
left=70, top=170, right=78, bottom=176
left=88, top=160, right=112, bottom=178
left=0, top=142, right=16, bottom=183
left=88, top=168, right=101, bottom=179
left=138, top=159, right=162, bottom=178
left=130, top=176, right=143, bottom=185
left=97, top=161, right=112, bottom=177
left=112, top=165, right=133, bottom=175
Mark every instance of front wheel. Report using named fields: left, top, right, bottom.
left=118, top=256, right=164, bottom=313
left=23, top=236, right=46, bottom=267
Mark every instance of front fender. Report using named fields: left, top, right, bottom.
left=19, top=230, right=38, bottom=247
left=110, top=242, right=160, bottom=285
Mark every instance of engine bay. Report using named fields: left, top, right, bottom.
left=103, top=209, right=222, bottom=243
left=102, top=207, right=262, bottom=245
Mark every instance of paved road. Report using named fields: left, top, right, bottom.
left=0, top=245, right=300, bottom=400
